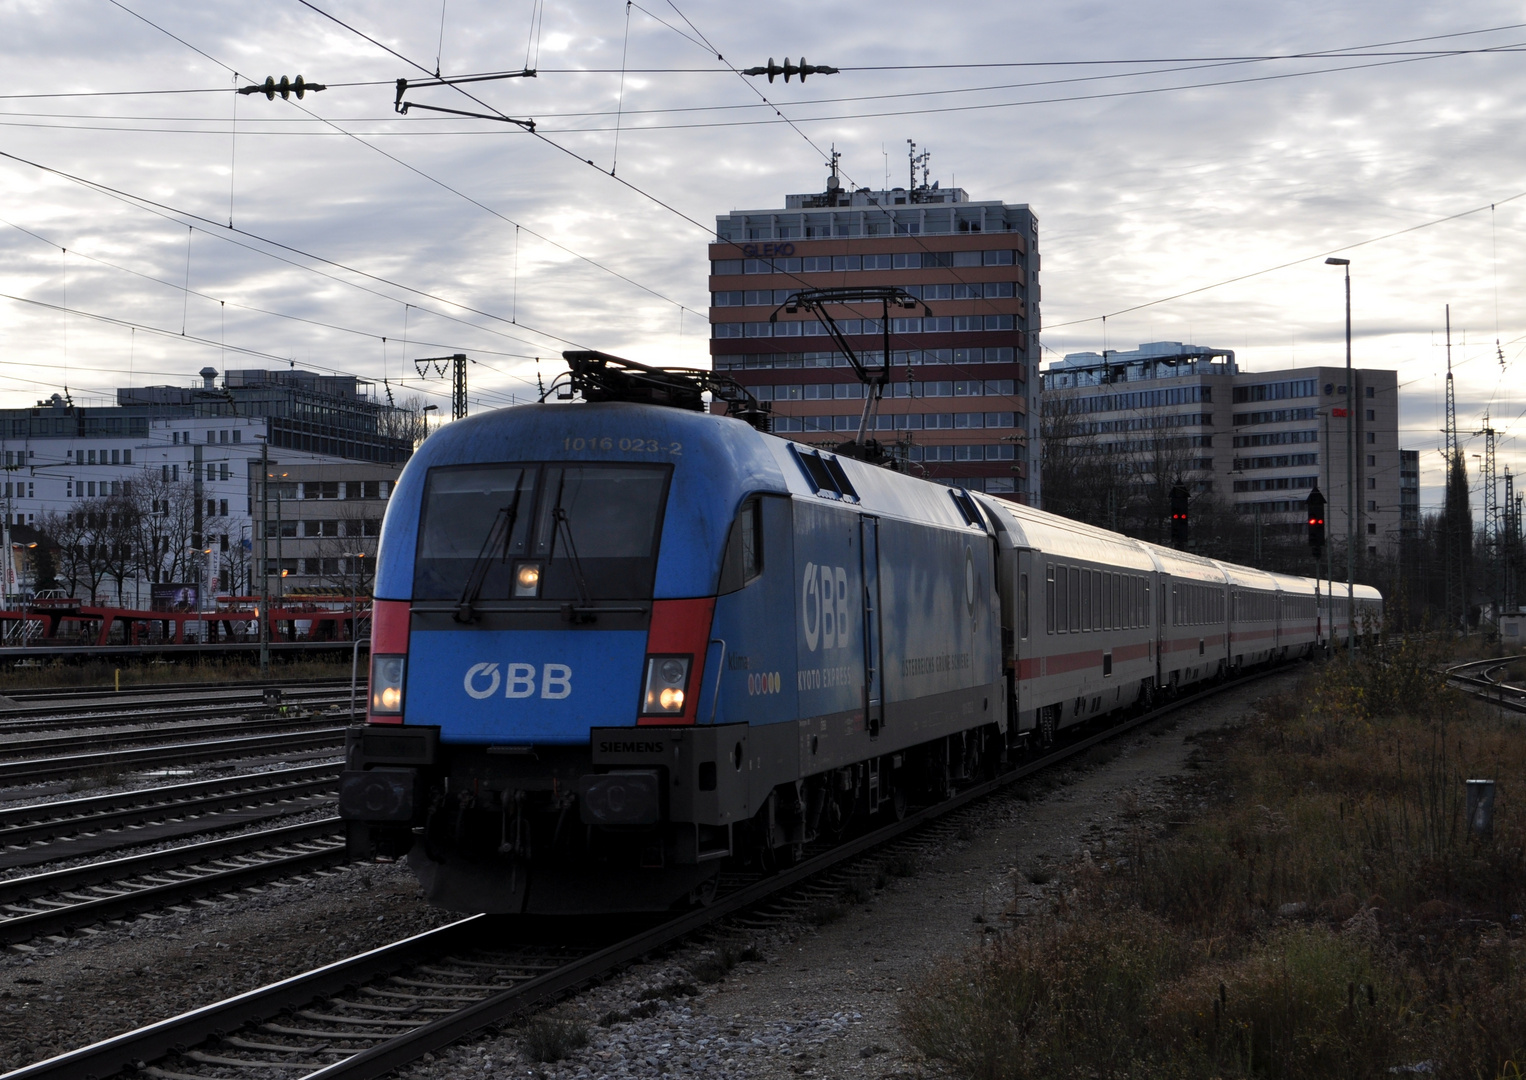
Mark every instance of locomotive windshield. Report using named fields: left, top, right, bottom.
left=413, top=462, right=671, bottom=603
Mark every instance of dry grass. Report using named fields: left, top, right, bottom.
left=903, top=631, right=1526, bottom=1080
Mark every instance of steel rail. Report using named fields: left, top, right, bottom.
left=0, top=727, right=346, bottom=786
left=0, top=770, right=338, bottom=872
left=1, top=710, right=351, bottom=755
left=0, top=689, right=350, bottom=729
left=0, top=677, right=348, bottom=704
left=0, top=817, right=345, bottom=945
left=0, top=663, right=1297, bottom=1080
left=0, top=764, right=338, bottom=845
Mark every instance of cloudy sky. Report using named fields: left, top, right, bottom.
left=2, top=1, right=1525, bottom=513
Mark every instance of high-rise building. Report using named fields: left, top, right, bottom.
left=1043, top=342, right=1404, bottom=560
left=708, top=160, right=1040, bottom=502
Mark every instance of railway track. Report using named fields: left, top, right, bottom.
left=2, top=708, right=351, bottom=756
left=0, top=763, right=339, bottom=872
left=0, top=689, right=352, bottom=734
left=0, top=726, right=346, bottom=787
left=0, top=676, right=348, bottom=704
left=1445, top=656, right=1526, bottom=711
left=1, top=665, right=1293, bottom=1080
left=0, top=817, right=345, bottom=947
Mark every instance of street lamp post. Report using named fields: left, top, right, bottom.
left=258, top=438, right=270, bottom=675
left=1326, top=257, right=1355, bottom=653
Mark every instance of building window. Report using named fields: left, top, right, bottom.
left=1366, top=409, right=1375, bottom=421
left=1366, top=386, right=1375, bottom=398
left=1366, top=432, right=1375, bottom=444
left=1368, top=477, right=1376, bottom=489
left=1368, top=523, right=1377, bottom=534
left=1367, top=455, right=1375, bottom=466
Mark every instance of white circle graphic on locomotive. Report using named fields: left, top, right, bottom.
left=464, top=662, right=501, bottom=699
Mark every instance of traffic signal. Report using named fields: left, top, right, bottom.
left=1169, top=484, right=1189, bottom=548
left=1307, top=486, right=1326, bottom=555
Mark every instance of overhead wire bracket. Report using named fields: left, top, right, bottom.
left=394, top=69, right=537, bottom=130
left=770, top=287, right=928, bottom=463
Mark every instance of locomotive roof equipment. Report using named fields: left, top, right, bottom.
left=552, top=350, right=773, bottom=432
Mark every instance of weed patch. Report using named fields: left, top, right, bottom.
left=904, top=633, right=1526, bottom=1080
left=519, top=1017, right=588, bottom=1062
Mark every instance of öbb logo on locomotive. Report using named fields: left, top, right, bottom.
left=801, top=561, right=851, bottom=651
left=463, top=661, right=573, bottom=700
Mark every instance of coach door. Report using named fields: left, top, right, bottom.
left=1014, top=548, right=1032, bottom=717
left=1155, top=572, right=1168, bottom=688
left=861, top=516, right=884, bottom=737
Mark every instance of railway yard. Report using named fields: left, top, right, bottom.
left=0, top=651, right=1514, bottom=1079
left=0, top=662, right=1298, bottom=1079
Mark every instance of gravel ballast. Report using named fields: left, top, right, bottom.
left=3, top=672, right=1290, bottom=1077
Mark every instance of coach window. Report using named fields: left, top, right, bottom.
left=1074, top=567, right=1085, bottom=631
left=1045, top=564, right=1055, bottom=634
left=1019, top=572, right=1029, bottom=638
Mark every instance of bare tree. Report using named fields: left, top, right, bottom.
left=377, top=393, right=430, bottom=446
left=308, top=502, right=380, bottom=593
left=38, top=500, right=114, bottom=602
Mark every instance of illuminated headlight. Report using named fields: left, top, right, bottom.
left=513, top=562, right=542, bottom=598
left=641, top=654, right=691, bottom=716
left=370, top=654, right=406, bottom=716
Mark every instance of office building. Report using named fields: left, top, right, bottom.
left=708, top=159, right=1040, bottom=502
left=0, top=368, right=412, bottom=604
left=1042, top=342, right=1404, bottom=558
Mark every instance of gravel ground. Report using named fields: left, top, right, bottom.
left=0, top=861, right=454, bottom=1072
left=1, top=671, right=1289, bottom=1077
left=397, top=672, right=1289, bottom=1080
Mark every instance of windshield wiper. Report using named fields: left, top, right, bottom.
left=454, top=485, right=523, bottom=623
left=546, top=473, right=595, bottom=622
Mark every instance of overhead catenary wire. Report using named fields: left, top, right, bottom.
left=0, top=288, right=532, bottom=412
left=631, top=0, right=1040, bottom=411
left=8, top=19, right=1523, bottom=103
left=0, top=145, right=590, bottom=357
left=91, top=0, right=708, bottom=345
left=0, top=215, right=551, bottom=370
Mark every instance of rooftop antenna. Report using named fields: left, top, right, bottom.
left=826, top=145, right=841, bottom=192
left=907, top=139, right=930, bottom=196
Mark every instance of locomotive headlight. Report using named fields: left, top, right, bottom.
left=369, top=654, right=406, bottom=716
left=641, top=654, right=691, bottom=716
left=513, top=562, right=542, bottom=597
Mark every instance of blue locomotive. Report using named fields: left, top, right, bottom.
left=339, top=352, right=1379, bottom=914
